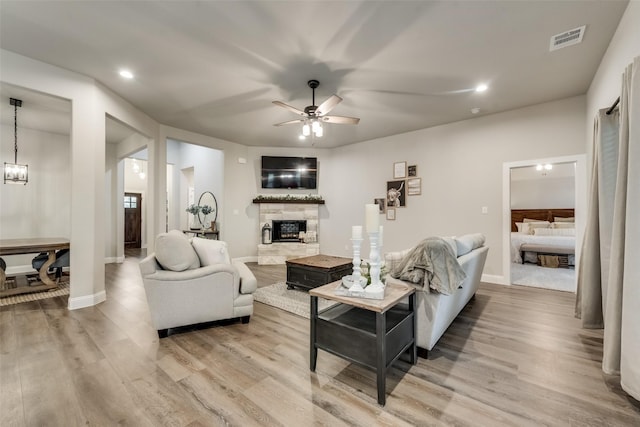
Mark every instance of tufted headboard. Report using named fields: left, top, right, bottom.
left=510, top=208, right=574, bottom=232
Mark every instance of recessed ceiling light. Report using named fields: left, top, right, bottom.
left=475, top=84, right=488, bottom=93
left=119, top=69, right=134, bottom=79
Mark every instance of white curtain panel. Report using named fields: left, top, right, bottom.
left=576, top=56, right=639, bottom=401
left=617, top=57, right=639, bottom=401
left=575, top=110, right=618, bottom=327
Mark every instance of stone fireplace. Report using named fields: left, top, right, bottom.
left=255, top=201, right=321, bottom=264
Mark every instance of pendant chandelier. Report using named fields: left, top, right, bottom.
left=3, top=98, right=28, bottom=185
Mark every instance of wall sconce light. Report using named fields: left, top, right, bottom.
left=4, top=98, right=28, bottom=185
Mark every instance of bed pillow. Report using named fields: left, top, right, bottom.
left=523, top=218, right=547, bottom=223
left=554, top=217, right=575, bottom=222
left=521, top=221, right=551, bottom=235
left=552, top=222, right=575, bottom=229
left=515, top=222, right=526, bottom=233
left=533, top=228, right=576, bottom=236
left=155, top=230, right=201, bottom=271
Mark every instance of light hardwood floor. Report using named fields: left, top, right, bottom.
left=1, top=251, right=638, bottom=426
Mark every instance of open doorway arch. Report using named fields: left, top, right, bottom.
left=105, top=116, right=152, bottom=262
left=502, top=154, right=586, bottom=289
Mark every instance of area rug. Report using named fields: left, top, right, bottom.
left=511, top=263, right=575, bottom=292
left=0, top=277, right=70, bottom=306
left=253, top=282, right=338, bottom=319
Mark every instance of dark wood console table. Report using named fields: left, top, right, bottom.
left=0, top=237, right=70, bottom=297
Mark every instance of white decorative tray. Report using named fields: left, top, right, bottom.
left=334, top=275, right=385, bottom=300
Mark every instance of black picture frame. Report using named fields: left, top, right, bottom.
left=386, top=180, right=406, bottom=207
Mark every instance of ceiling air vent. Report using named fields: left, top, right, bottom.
left=549, top=25, right=586, bottom=51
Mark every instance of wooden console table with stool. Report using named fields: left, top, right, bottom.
left=0, top=237, right=70, bottom=297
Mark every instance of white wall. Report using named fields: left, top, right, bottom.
left=587, top=2, right=640, bottom=157
left=104, top=144, right=119, bottom=262
left=180, top=142, right=224, bottom=229
left=0, top=125, right=71, bottom=272
left=165, top=139, right=224, bottom=231
left=511, top=176, right=575, bottom=209
left=166, top=140, right=181, bottom=231
left=156, top=126, right=255, bottom=258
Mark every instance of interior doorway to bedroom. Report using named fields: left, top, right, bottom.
left=502, top=154, right=586, bottom=293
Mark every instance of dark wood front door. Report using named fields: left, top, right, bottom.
left=124, top=192, right=142, bottom=249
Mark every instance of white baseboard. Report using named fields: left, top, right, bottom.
left=104, top=256, right=125, bottom=264
left=481, top=273, right=506, bottom=285
left=68, top=290, right=106, bottom=310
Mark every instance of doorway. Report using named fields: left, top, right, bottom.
left=502, top=154, right=586, bottom=292
left=124, top=192, right=142, bottom=248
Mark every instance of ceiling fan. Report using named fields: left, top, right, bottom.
left=272, top=80, right=360, bottom=138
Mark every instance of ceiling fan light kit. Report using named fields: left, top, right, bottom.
left=273, top=79, right=359, bottom=142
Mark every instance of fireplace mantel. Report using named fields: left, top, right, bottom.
left=252, top=198, right=324, bottom=205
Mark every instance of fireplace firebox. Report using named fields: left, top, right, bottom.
left=272, top=220, right=307, bottom=242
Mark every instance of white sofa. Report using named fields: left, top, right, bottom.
left=384, top=234, right=488, bottom=356
left=139, top=230, right=257, bottom=337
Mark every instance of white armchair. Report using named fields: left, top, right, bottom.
left=139, top=230, right=257, bottom=338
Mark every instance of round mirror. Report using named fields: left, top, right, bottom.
left=197, top=191, right=218, bottom=229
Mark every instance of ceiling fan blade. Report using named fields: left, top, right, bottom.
left=321, top=115, right=360, bottom=125
left=272, top=100, right=306, bottom=116
left=273, top=119, right=305, bottom=127
left=315, top=95, right=342, bottom=116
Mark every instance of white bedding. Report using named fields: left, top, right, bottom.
left=510, top=232, right=575, bottom=264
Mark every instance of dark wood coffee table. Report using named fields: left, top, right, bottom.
left=286, top=254, right=352, bottom=291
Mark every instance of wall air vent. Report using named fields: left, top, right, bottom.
left=549, top=26, right=586, bottom=51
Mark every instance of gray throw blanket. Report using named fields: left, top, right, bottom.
left=390, top=237, right=466, bottom=294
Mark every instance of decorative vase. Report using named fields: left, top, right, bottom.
left=190, top=214, right=200, bottom=230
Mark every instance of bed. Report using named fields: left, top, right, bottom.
left=510, top=208, right=576, bottom=266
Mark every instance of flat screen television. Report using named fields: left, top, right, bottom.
left=261, top=156, right=317, bottom=189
